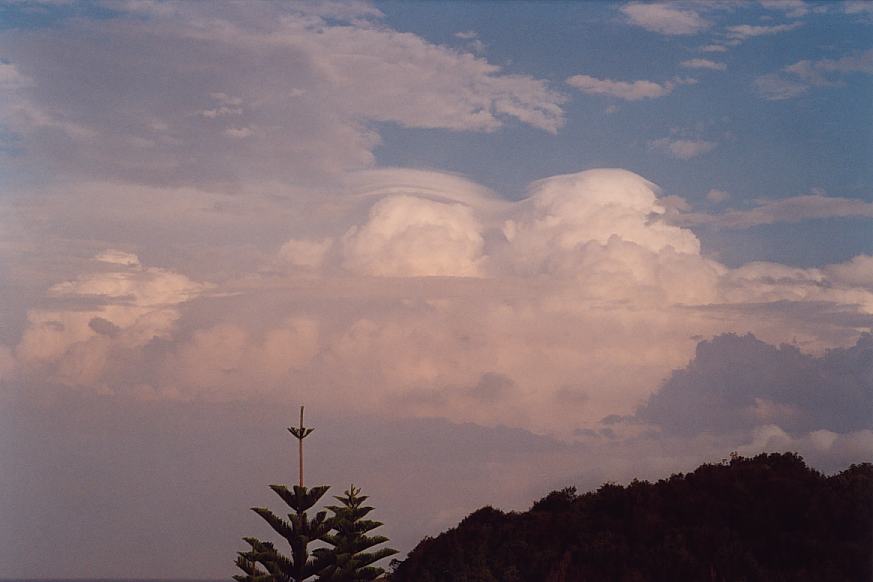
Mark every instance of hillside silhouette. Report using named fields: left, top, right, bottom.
left=390, top=453, right=872, bottom=582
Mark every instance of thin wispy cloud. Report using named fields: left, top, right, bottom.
left=758, top=0, right=809, bottom=19
left=787, top=48, right=873, bottom=83
left=756, top=48, right=873, bottom=100
left=843, top=1, right=873, bottom=16
left=454, top=30, right=486, bottom=53
left=620, top=3, right=711, bottom=35
left=726, top=21, right=803, bottom=43
left=566, top=74, right=693, bottom=101
left=649, top=137, right=717, bottom=159
left=681, top=58, right=727, bottom=71
left=674, top=194, right=873, bottom=229
left=706, top=189, right=731, bottom=204
left=755, top=74, right=810, bottom=100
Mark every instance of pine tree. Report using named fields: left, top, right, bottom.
left=235, top=407, right=332, bottom=582
left=315, top=485, right=398, bottom=581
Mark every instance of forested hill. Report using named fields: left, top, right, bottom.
left=389, top=453, right=872, bottom=582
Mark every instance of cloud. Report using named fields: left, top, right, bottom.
left=198, top=92, right=243, bottom=118
left=342, top=195, right=485, bottom=277
left=700, top=44, right=728, bottom=53
left=453, top=30, right=486, bottom=53
left=638, top=332, right=873, bottom=435
left=726, top=21, right=803, bottom=42
left=502, top=169, right=702, bottom=264
left=0, top=61, right=32, bottom=90
left=759, top=0, right=809, bottom=18
left=620, top=3, right=711, bottom=35
left=95, top=249, right=141, bottom=267
left=468, top=372, right=517, bottom=402
left=706, top=189, right=731, bottom=204
left=566, top=75, right=683, bottom=101
left=164, top=318, right=320, bottom=399
left=786, top=48, right=873, bottom=83
left=680, top=58, right=726, bottom=71
left=223, top=127, right=254, bottom=139
left=2, top=4, right=872, bottom=576
left=675, top=193, right=873, bottom=228
left=823, top=255, right=873, bottom=288
left=0, top=3, right=566, bottom=188
left=718, top=260, right=873, bottom=314
left=88, top=317, right=121, bottom=338
left=648, top=137, right=717, bottom=159
left=755, top=74, right=809, bottom=100
left=14, top=251, right=209, bottom=387
left=6, top=168, right=873, bottom=436
left=278, top=239, right=333, bottom=270
left=346, top=167, right=504, bottom=209
left=292, top=0, right=385, bottom=20
left=843, top=1, right=873, bottom=15
left=756, top=48, right=873, bottom=100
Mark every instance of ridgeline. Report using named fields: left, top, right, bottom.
left=390, top=453, right=872, bottom=582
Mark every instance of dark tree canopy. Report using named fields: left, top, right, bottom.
left=316, top=485, right=398, bottom=581
left=390, top=453, right=873, bottom=582
left=234, top=484, right=333, bottom=582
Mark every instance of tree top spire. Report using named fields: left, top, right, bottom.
left=288, top=405, right=312, bottom=488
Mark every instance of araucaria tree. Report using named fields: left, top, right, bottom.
left=234, top=407, right=396, bottom=582
left=315, top=485, right=398, bottom=581
left=234, top=407, right=332, bottom=582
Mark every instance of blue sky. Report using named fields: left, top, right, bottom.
left=374, top=2, right=873, bottom=265
left=0, top=1, right=871, bottom=577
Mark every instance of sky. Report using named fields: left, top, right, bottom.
left=0, top=0, right=871, bottom=577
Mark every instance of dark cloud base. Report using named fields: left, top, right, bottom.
left=638, top=332, right=873, bottom=434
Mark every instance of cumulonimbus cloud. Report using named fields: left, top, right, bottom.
left=342, top=195, right=486, bottom=278
left=8, top=168, right=873, bottom=439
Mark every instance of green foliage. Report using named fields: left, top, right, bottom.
left=391, top=453, right=873, bottom=582
left=316, top=485, right=398, bottom=581
left=288, top=426, right=315, bottom=440
left=234, top=537, right=292, bottom=582
left=236, top=483, right=333, bottom=582
left=235, top=411, right=396, bottom=582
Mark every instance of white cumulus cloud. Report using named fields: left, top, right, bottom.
left=621, top=3, right=711, bottom=35
left=342, top=195, right=485, bottom=277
